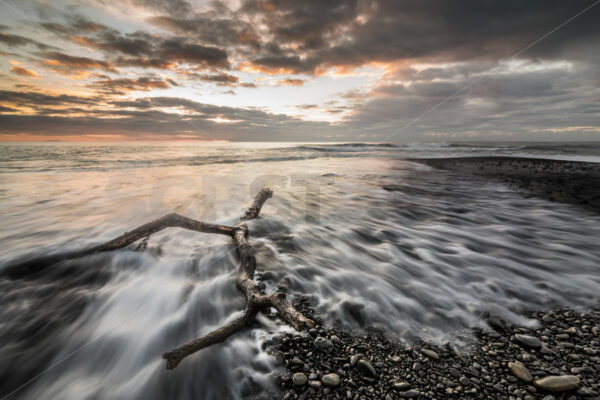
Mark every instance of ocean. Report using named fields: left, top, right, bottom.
left=1, top=142, right=599, bottom=399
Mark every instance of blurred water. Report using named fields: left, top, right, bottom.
left=1, top=142, right=600, bottom=399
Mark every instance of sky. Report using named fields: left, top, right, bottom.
left=0, top=0, right=599, bottom=142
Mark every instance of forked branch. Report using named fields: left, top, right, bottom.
left=162, top=188, right=314, bottom=369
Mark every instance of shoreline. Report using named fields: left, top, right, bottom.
left=266, top=298, right=599, bottom=400
left=409, top=157, right=600, bottom=213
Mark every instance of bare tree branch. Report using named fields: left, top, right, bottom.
left=89, top=213, right=235, bottom=253
left=162, top=188, right=314, bottom=368
left=162, top=305, right=258, bottom=369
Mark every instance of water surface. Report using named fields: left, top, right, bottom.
left=1, top=142, right=600, bottom=399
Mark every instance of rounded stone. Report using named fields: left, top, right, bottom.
left=321, top=373, right=341, bottom=387
left=514, top=334, right=542, bottom=349
left=357, top=359, right=377, bottom=377
left=309, top=380, right=322, bottom=389
left=398, top=389, right=421, bottom=398
left=314, top=336, right=334, bottom=353
left=292, top=372, right=308, bottom=386
left=534, top=375, right=580, bottom=392
left=350, top=354, right=363, bottom=366
left=393, top=382, right=411, bottom=391
left=421, top=348, right=439, bottom=360
left=508, top=361, right=533, bottom=382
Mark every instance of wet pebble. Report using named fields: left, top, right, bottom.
left=321, top=373, right=341, bottom=387
left=534, top=375, right=580, bottom=392
left=421, top=348, right=439, bottom=359
left=315, top=336, right=334, bottom=353
left=357, top=359, right=376, bottom=377
left=398, top=389, right=420, bottom=398
left=514, top=334, right=542, bottom=349
left=292, top=373, right=307, bottom=386
left=508, top=361, right=533, bottom=382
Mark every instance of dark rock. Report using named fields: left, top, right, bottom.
left=534, top=375, right=580, bottom=392
left=321, top=373, right=341, bottom=387
left=315, top=336, right=334, bottom=353
left=393, top=382, right=411, bottom=391
left=514, top=334, right=542, bottom=349
left=357, top=359, right=377, bottom=377
left=398, top=389, right=420, bottom=398
left=292, top=373, right=308, bottom=386
left=421, top=348, right=439, bottom=360
left=508, top=361, right=533, bottom=382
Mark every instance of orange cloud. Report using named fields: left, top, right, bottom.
left=238, top=62, right=298, bottom=75
left=42, top=51, right=117, bottom=76
left=278, top=78, right=305, bottom=86
left=10, top=66, right=38, bottom=77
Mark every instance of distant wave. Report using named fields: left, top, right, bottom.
left=293, top=143, right=397, bottom=152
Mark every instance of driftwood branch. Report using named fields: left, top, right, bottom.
left=89, top=213, right=235, bottom=253
left=4, top=213, right=235, bottom=278
left=162, top=188, right=313, bottom=369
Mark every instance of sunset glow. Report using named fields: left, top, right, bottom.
left=1, top=0, right=599, bottom=142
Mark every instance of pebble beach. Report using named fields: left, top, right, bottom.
left=268, top=298, right=599, bottom=400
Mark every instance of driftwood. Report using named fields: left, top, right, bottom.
left=3, top=214, right=235, bottom=278
left=162, top=188, right=313, bottom=368
left=5, top=188, right=313, bottom=368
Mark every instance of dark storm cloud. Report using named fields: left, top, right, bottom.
left=35, top=0, right=600, bottom=77
left=239, top=0, right=600, bottom=73
left=243, top=0, right=359, bottom=50
left=36, top=14, right=230, bottom=69
left=15, top=1, right=600, bottom=74
left=41, top=51, right=117, bottom=73
left=149, top=15, right=260, bottom=49
left=114, top=57, right=173, bottom=70
left=49, top=19, right=231, bottom=69
left=159, top=39, right=230, bottom=68
left=0, top=32, right=55, bottom=51
left=136, top=0, right=261, bottom=49
left=79, top=30, right=155, bottom=57
left=249, top=55, right=321, bottom=74
left=0, top=90, right=102, bottom=113
left=197, top=73, right=239, bottom=84
left=89, top=77, right=174, bottom=94
left=40, top=16, right=106, bottom=35
left=0, top=90, right=99, bottom=107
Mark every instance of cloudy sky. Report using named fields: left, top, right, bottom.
left=0, top=0, right=599, bottom=142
